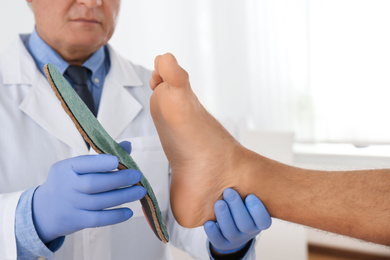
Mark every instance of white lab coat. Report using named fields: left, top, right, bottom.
left=0, top=35, right=210, bottom=260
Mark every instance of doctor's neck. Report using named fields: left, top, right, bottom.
left=53, top=46, right=97, bottom=66
left=41, top=36, right=101, bottom=66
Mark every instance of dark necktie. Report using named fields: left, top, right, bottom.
left=65, top=66, right=96, bottom=117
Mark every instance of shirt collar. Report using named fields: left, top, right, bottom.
left=27, top=28, right=106, bottom=77
left=83, top=46, right=105, bottom=77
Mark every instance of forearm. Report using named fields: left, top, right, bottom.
left=237, top=147, right=390, bottom=245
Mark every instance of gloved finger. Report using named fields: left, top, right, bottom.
left=214, top=200, right=241, bottom=240
left=245, top=194, right=272, bottom=230
left=119, top=141, right=132, bottom=154
left=66, top=154, right=119, bottom=174
left=78, top=207, right=133, bottom=229
left=74, top=185, right=147, bottom=210
left=204, top=221, right=227, bottom=248
left=74, top=169, right=142, bottom=194
left=223, top=188, right=257, bottom=233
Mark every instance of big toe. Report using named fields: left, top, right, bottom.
left=155, top=53, right=190, bottom=88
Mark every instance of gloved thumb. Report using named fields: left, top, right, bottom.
left=119, top=141, right=132, bottom=154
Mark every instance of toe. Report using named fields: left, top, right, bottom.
left=156, top=53, right=189, bottom=88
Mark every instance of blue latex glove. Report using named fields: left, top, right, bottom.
left=32, top=142, right=146, bottom=243
left=204, top=188, right=271, bottom=255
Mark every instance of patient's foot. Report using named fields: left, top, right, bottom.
left=149, top=53, right=252, bottom=227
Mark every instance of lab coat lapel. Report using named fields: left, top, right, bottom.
left=3, top=36, right=88, bottom=154
left=97, top=46, right=143, bottom=140
left=19, top=76, right=88, bottom=154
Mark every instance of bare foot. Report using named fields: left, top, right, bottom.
left=149, top=53, right=252, bottom=227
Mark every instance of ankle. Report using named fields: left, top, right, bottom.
left=229, top=146, right=272, bottom=201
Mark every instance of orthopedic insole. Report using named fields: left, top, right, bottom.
left=44, top=63, right=169, bottom=243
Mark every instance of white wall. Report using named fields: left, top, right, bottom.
left=0, top=1, right=34, bottom=52
left=109, top=0, right=217, bottom=112
left=110, top=0, right=258, bottom=122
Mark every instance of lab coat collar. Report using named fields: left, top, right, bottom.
left=1, top=35, right=144, bottom=154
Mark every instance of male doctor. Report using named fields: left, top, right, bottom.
left=0, top=0, right=271, bottom=259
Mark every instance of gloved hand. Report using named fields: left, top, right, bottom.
left=204, top=188, right=271, bottom=255
left=32, top=142, right=146, bottom=243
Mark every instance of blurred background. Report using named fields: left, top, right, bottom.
left=2, top=0, right=390, bottom=259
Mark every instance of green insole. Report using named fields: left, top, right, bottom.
left=44, top=63, right=169, bottom=243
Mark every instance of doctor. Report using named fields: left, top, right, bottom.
left=0, top=0, right=271, bottom=259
